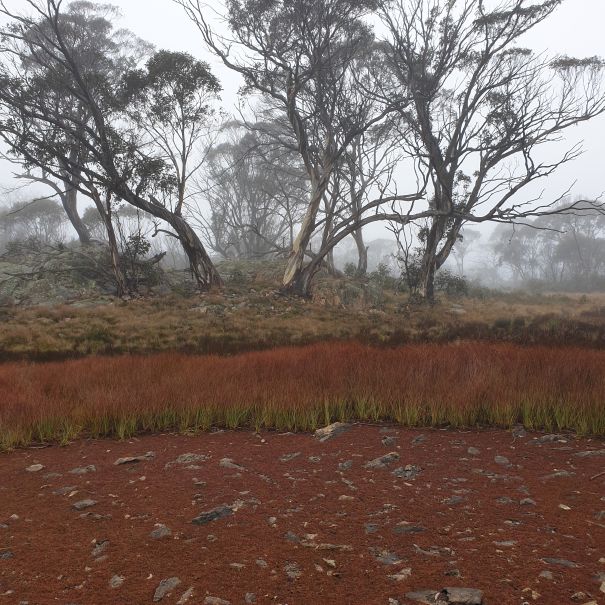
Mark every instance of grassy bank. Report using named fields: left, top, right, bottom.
left=1, top=341, right=604, bottom=450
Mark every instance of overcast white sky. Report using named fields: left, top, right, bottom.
left=2, top=0, right=605, bottom=244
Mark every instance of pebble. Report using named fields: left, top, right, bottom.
left=495, top=455, right=510, bottom=466
left=25, top=464, right=44, bottom=473
left=204, top=598, right=231, bottom=605
left=467, top=447, right=480, bottom=456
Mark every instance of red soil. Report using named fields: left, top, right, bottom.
left=0, top=425, right=604, bottom=605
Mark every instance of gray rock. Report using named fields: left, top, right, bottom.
left=192, top=505, right=233, bottom=525
left=467, top=447, right=480, bottom=456
left=150, top=524, right=172, bottom=539
left=52, top=486, right=77, bottom=496
left=338, top=460, right=353, bottom=471
left=495, top=455, right=510, bottom=466
left=91, top=540, right=109, bottom=558
left=204, top=598, right=230, bottom=605
left=245, top=594, right=256, bottom=604
left=114, top=451, right=155, bottom=465
left=219, top=458, right=245, bottom=470
left=574, top=449, right=605, bottom=458
left=393, top=524, right=425, bottom=535
left=279, top=452, right=301, bottom=463
left=512, top=425, right=528, bottom=438
left=70, top=465, right=96, bottom=475
left=0, top=551, right=14, bottom=560
left=392, top=464, right=421, bottom=480
left=177, top=588, right=195, bottom=604
left=382, top=436, right=397, bottom=447
left=541, top=557, right=578, bottom=568
left=520, top=498, right=536, bottom=506
left=72, top=499, right=97, bottom=511
left=284, top=531, right=300, bottom=543
left=539, top=570, right=554, bottom=580
left=109, top=575, right=124, bottom=589
left=284, top=562, right=302, bottom=579
left=314, top=422, right=351, bottom=442
left=531, top=434, right=566, bottom=444
left=25, top=464, right=44, bottom=473
left=541, top=470, right=575, bottom=480
left=405, top=588, right=483, bottom=604
left=166, top=453, right=209, bottom=468
left=365, top=452, right=400, bottom=470
left=412, top=434, right=427, bottom=445
left=153, top=577, right=181, bottom=602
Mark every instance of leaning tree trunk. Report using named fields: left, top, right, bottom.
left=352, top=227, right=368, bottom=276
left=170, top=215, right=223, bottom=289
left=282, top=173, right=331, bottom=295
left=62, top=186, right=91, bottom=244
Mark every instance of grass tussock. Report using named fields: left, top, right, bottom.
left=1, top=342, right=604, bottom=450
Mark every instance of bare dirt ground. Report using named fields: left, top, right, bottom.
left=1, top=425, right=604, bottom=605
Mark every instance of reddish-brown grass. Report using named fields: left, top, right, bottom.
left=1, top=341, right=604, bottom=449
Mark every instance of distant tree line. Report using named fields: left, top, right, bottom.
left=0, top=0, right=603, bottom=300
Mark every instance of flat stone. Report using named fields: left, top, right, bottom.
left=153, top=577, right=181, bottom=602
left=192, top=505, right=233, bottom=525
left=541, top=470, right=575, bottom=480
left=165, top=453, right=209, bottom=468
left=279, top=452, right=301, bottom=462
left=70, top=465, right=96, bottom=475
left=542, top=557, right=578, bottom=568
left=204, top=598, right=231, bottom=605
left=219, top=458, right=244, bottom=470
left=150, top=524, right=172, bottom=539
left=339, top=460, right=353, bottom=471
left=365, top=452, right=400, bottom=470
left=72, top=499, right=97, bottom=511
left=52, top=486, right=77, bottom=496
left=25, top=464, right=44, bottom=473
left=531, top=433, right=566, bottom=444
left=114, top=451, right=155, bottom=465
left=177, top=588, right=195, bottom=604
left=314, top=422, right=351, bottom=442
left=406, top=588, right=484, bottom=604
left=495, top=455, right=510, bottom=466
left=0, top=551, right=14, bottom=560
left=574, top=450, right=605, bottom=458
left=467, top=447, right=481, bottom=456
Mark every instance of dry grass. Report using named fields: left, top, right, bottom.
left=1, top=341, right=604, bottom=450
left=1, top=287, right=605, bottom=362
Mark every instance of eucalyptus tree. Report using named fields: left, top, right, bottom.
left=200, top=124, right=308, bottom=259
left=0, top=0, right=222, bottom=291
left=381, top=0, right=605, bottom=301
left=178, top=0, right=418, bottom=295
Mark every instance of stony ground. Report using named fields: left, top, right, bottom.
left=0, top=425, right=604, bottom=605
